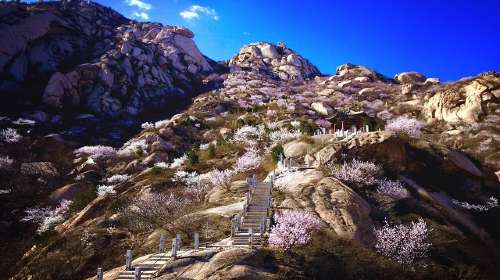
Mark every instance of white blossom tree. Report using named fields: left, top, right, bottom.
left=21, top=200, right=73, bottom=234
left=374, top=218, right=431, bottom=265
left=235, top=148, right=261, bottom=171
left=385, top=116, right=425, bottom=138
left=331, top=159, right=382, bottom=186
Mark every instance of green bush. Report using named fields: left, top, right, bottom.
left=70, top=189, right=97, bottom=214
left=271, top=145, right=285, bottom=163
left=208, top=143, right=216, bottom=158
left=186, top=148, right=199, bottom=165
left=299, top=122, right=318, bottom=135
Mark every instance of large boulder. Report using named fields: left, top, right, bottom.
left=283, top=141, right=312, bottom=158
left=229, top=42, right=320, bottom=80
left=335, top=63, right=384, bottom=81
left=423, top=77, right=499, bottom=123
left=394, top=71, right=426, bottom=84
left=311, top=102, right=334, bottom=116
left=275, top=169, right=374, bottom=244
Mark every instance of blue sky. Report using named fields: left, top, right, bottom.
left=96, top=0, right=499, bottom=81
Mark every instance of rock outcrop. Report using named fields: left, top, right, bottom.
left=42, top=22, right=213, bottom=118
left=229, top=42, right=320, bottom=80
left=423, top=75, right=499, bottom=123
left=274, top=169, right=374, bottom=244
left=0, top=1, right=128, bottom=94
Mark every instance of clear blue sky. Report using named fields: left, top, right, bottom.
left=97, top=1, right=499, bottom=80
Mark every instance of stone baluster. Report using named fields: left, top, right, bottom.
left=125, top=249, right=133, bottom=270
left=248, top=228, right=253, bottom=246
left=366, top=124, right=369, bottom=132
left=176, top=233, right=182, bottom=251
left=260, top=216, right=265, bottom=235
left=266, top=218, right=271, bottom=232
left=134, top=267, right=141, bottom=280
left=159, top=233, right=165, bottom=253
left=194, top=232, right=200, bottom=250
left=171, top=238, right=177, bottom=259
left=96, top=267, right=103, bottom=280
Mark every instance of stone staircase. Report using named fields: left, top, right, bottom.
left=114, top=252, right=170, bottom=279
left=231, top=180, right=272, bottom=246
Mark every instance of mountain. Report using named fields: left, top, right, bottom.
left=1, top=2, right=500, bottom=280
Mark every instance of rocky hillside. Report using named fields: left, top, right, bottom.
left=0, top=1, right=220, bottom=143
left=1, top=2, right=500, bottom=280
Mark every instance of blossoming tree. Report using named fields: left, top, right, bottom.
left=269, top=210, right=322, bottom=251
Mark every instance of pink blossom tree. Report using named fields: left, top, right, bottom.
left=374, top=218, right=431, bottom=265
left=269, top=210, right=322, bottom=251
left=21, top=200, right=73, bottom=234
left=123, top=192, right=190, bottom=232
left=207, top=169, right=234, bottom=190
left=74, top=145, right=116, bottom=160
left=385, top=116, right=425, bottom=138
left=235, top=148, right=261, bottom=171
left=330, top=159, right=382, bottom=186
left=376, top=178, right=409, bottom=199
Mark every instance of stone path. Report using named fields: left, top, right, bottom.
left=231, top=180, right=272, bottom=246
left=103, top=177, right=274, bottom=279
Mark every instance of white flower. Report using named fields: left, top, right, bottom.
left=97, top=185, right=116, bottom=196
left=141, top=122, right=155, bottom=129
left=0, top=128, right=21, bottom=143
left=106, top=174, right=130, bottom=184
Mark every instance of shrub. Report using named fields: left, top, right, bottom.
left=374, top=218, right=431, bottom=265
left=186, top=148, right=199, bottom=165
left=376, top=178, right=409, bottom=199
left=74, top=145, right=116, bottom=160
left=70, top=190, right=97, bottom=214
left=123, top=191, right=190, bottom=232
left=269, top=128, right=302, bottom=143
left=169, top=154, right=187, bottom=169
left=21, top=200, right=73, bottom=234
left=299, top=122, right=318, bottom=135
left=96, top=185, right=116, bottom=197
left=106, top=174, right=130, bottom=184
left=269, top=210, right=322, bottom=251
left=331, top=159, right=382, bottom=186
left=232, top=125, right=264, bottom=145
left=451, top=196, right=498, bottom=212
left=0, top=128, right=22, bottom=143
left=271, top=144, right=285, bottom=163
left=385, top=116, right=424, bottom=138
left=207, top=169, right=234, bottom=190
left=208, top=143, right=216, bottom=158
left=235, top=148, right=261, bottom=171
left=117, top=139, right=148, bottom=157
left=0, top=155, right=14, bottom=170
left=154, top=162, right=169, bottom=169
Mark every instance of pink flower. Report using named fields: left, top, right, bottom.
left=269, top=210, right=322, bottom=251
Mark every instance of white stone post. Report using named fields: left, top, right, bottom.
left=125, top=249, right=132, bottom=270
left=366, top=124, right=369, bottom=132
left=159, top=233, right=165, bottom=253
left=134, top=267, right=141, bottom=280
left=206, top=219, right=209, bottom=240
left=96, top=267, right=103, bottom=280
left=176, top=233, right=181, bottom=251
left=248, top=228, right=253, bottom=246
left=171, top=238, right=177, bottom=259
left=260, top=217, right=265, bottom=235
left=266, top=218, right=271, bottom=231
left=194, top=232, right=200, bottom=249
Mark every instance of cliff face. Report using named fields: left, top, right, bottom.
left=0, top=1, right=219, bottom=142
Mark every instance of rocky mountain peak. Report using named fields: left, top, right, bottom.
left=229, top=41, right=321, bottom=80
